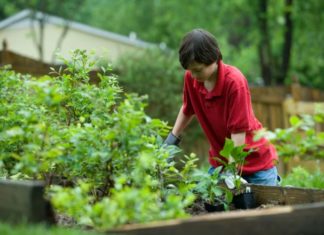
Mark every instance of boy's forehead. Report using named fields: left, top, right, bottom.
left=188, top=62, right=205, bottom=69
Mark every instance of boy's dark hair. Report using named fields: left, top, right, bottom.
left=179, top=29, right=222, bottom=69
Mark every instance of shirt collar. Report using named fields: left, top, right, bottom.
left=192, top=60, right=225, bottom=99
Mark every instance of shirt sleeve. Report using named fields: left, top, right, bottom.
left=182, top=72, right=195, bottom=116
left=227, top=85, right=254, bottom=133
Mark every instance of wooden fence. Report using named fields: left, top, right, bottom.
left=0, top=48, right=101, bottom=83
left=250, top=83, right=324, bottom=130
left=0, top=48, right=55, bottom=77
left=250, top=84, right=324, bottom=174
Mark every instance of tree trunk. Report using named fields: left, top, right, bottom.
left=257, top=0, right=273, bottom=86
left=51, top=21, right=70, bottom=63
left=278, top=0, right=294, bottom=85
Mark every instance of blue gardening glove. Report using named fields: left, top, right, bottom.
left=163, top=132, right=181, bottom=146
left=221, top=171, right=247, bottom=189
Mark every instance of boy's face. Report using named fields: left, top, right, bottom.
left=187, top=61, right=218, bottom=82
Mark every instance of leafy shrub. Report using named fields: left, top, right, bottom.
left=192, top=139, right=251, bottom=211
left=193, top=167, right=232, bottom=210
left=282, top=166, right=324, bottom=189
left=258, top=114, right=324, bottom=161
left=257, top=114, right=324, bottom=186
left=0, top=50, right=197, bottom=229
left=117, top=48, right=183, bottom=123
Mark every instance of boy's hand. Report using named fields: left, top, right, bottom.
left=163, top=132, right=181, bottom=146
left=163, top=132, right=181, bottom=163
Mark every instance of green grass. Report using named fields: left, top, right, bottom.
left=0, top=222, right=104, bottom=235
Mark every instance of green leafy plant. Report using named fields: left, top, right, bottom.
left=218, top=138, right=251, bottom=189
left=193, top=167, right=233, bottom=210
left=0, top=49, right=198, bottom=230
left=282, top=166, right=324, bottom=189
left=191, top=139, right=251, bottom=211
left=260, top=114, right=324, bottom=161
left=51, top=153, right=198, bottom=230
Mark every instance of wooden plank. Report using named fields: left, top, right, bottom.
left=251, top=96, right=283, bottom=105
left=287, top=158, right=324, bottom=174
left=291, top=82, right=301, bottom=101
left=247, top=184, right=324, bottom=205
left=283, top=97, right=324, bottom=116
left=0, top=179, right=54, bottom=224
left=250, top=86, right=287, bottom=98
left=111, top=185, right=324, bottom=235
left=252, top=102, right=263, bottom=124
left=269, top=105, right=277, bottom=130
left=111, top=202, right=324, bottom=235
left=276, top=105, right=285, bottom=128
left=264, top=105, right=271, bottom=129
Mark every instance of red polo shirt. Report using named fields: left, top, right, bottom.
left=182, top=60, right=278, bottom=175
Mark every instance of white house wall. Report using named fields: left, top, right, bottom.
left=0, top=21, right=144, bottom=65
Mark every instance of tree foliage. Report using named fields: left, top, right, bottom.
left=116, top=48, right=183, bottom=123
left=1, top=0, right=323, bottom=87
left=77, top=0, right=323, bottom=88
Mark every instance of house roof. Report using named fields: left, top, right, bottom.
left=0, top=9, right=154, bottom=48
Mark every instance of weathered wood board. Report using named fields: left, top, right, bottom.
left=0, top=179, right=54, bottom=223
left=246, top=184, right=324, bottom=205
left=111, top=202, right=324, bottom=235
left=111, top=184, right=324, bottom=235
left=1, top=179, right=323, bottom=235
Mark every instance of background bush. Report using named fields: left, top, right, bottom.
left=117, top=48, right=208, bottom=160
left=282, top=166, right=324, bottom=189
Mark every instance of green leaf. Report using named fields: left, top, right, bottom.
left=289, top=116, right=301, bottom=126
left=220, top=138, right=235, bottom=158
left=212, top=187, right=224, bottom=197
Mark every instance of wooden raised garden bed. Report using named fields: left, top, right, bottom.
left=112, top=184, right=324, bottom=235
left=0, top=180, right=323, bottom=235
left=0, top=179, right=54, bottom=224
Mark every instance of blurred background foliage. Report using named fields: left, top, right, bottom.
left=1, top=0, right=323, bottom=88
left=0, top=0, right=323, bottom=158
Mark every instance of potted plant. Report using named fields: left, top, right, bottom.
left=193, top=167, right=233, bottom=212
left=218, top=138, right=257, bottom=209
left=191, top=138, right=257, bottom=212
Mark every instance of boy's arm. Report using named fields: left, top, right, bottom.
left=229, top=132, right=246, bottom=163
left=164, top=106, right=194, bottom=146
left=171, top=105, right=194, bottom=137
left=231, top=132, right=246, bottom=147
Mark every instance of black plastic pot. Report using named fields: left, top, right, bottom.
left=204, top=202, right=225, bottom=212
left=232, top=192, right=257, bottom=209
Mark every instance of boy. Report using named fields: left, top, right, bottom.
left=165, top=29, right=279, bottom=186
